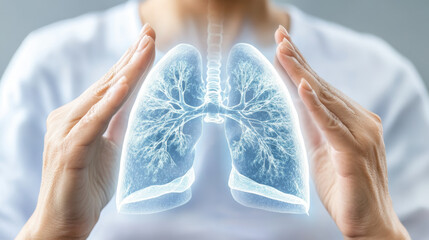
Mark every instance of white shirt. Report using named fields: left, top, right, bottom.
left=1, top=1, right=429, bottom=239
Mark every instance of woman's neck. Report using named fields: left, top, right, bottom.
left=139, top=0, right=289, bottom=52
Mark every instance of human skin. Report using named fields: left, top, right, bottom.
left=275, top=26, right=410, bottom=240
left=16, top=0, right=410, bottom=239
left=138, top=0, right=289, bottom=53
left=16, top=24, right=156, bottom=240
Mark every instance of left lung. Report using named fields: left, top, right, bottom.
left=224, top=43, right=310, bottom=214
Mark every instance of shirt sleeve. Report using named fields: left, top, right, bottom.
left=0, top=33, right=59, bottom=238
left=380, top=58, right=429, bottom=239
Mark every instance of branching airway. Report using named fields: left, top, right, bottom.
left=117, top=12, right=310, bottom=214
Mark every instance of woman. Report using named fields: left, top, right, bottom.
left=1, top=0, right=428, bottom=239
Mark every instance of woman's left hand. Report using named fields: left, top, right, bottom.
left=275, top=25, right=410, bottom=240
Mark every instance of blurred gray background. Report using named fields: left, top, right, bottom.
left=0, top=0, right=428, bottom=88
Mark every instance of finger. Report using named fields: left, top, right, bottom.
left=68, top=77, right=130, bottom=146
left=68, top=23, right=156, bottom=122
left=276, top=25, right=365, bottom=114
left=67, top=36, right=156, bottom=146
left=276, top=25, right=342, bottom=99
left=298, top=78, right=355, bottom=151
left=276, top=35, right=362, bottom=131
left=103, top=101, right=131, bottom=145
left=103, top=67, right=151, bottom=146
left=104, top=41, right=156, bottom=145
left=276, top=35, right=321, bottom=91
left=275, top=25, right=317, bottom=78
left=275, top=38, right=336, bottom=115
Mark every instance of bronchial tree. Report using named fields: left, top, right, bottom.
left=116, top=0, right=309, bottom=215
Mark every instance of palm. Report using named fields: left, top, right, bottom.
left=296, top=102, right=381, bottom=234
left=60, top=110, right=126, bottom=232
left=295, top=102, right=338, bottom=207
left=59, top=139, right=117, bottom=229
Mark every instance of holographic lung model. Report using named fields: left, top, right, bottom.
left=116, top=42, right=309, bottom=214
left=224, top=44, right=308, bottom=214
left=116, top=45, right=205, bottom=214
left=116, top=0, right=309, bottom=215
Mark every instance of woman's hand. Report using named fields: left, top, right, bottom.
left=275, top=26, right=410, bottom=240
left=16, top=24, right=156, bottom=240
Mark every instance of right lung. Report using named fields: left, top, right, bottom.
left=116, top=44, right=205, bottom=214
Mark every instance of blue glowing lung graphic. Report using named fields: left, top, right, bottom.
left=116, top=44, right=205, bottom=214
left=116, top=43, right=309, bottom=214
left=224, top=44, right=309, bottom=213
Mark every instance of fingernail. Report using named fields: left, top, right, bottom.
left=300, top=78, right=314, bottom=93
left=130, top=36, right=151, bottom=63
left=140, top=23, right=150, bottom=35
left=280, top=38, right=294, bottom=54
left=137, top=35, right=151, bottom=52
left=278, top=25, right=289, bottom=37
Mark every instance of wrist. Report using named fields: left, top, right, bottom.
left=344, top=229, right=409, bottom=240
left=343, top=212, right=410, bottom=240
left=371, top=220, right=410, bottom=240
left=17, top=207, right=91, bottom=240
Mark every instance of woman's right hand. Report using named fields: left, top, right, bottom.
left=16, top=24, right=156, bottom=240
